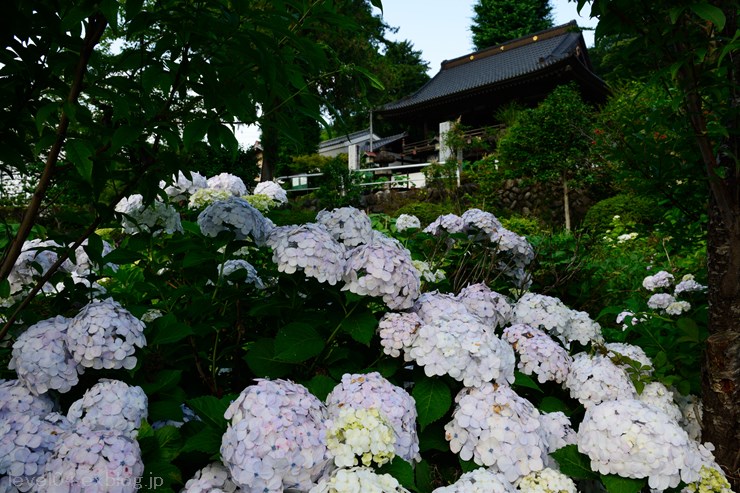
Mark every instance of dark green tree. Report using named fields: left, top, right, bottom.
left=470, top=0, right=554, bottom=50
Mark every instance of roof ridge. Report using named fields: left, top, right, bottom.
left=441, top=20, right=580, bottom=70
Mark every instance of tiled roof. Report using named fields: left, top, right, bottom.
left=378, top=21, right=597, bottom=114
left=318, top=128, right=376, bottom=149
left=359, top=132, right=407, bottom=153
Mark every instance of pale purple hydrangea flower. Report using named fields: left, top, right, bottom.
left=666, top=300, right=692, bottom=315
left=395, top=214, right=421, bottom=232
left=43, top=426, right=145, bottom=493
left=577, top=399, right=703, bottom=490
left=407, top=311, right=515, bottom=387
left=502, top=324, right=572, bottom=384
left=445, top=384, right=548, bottom=482
left=564, top=353, right=636, bottom=408
left=457, top=283, right=512, bottom=330
left=115, top=194, right=183, bottom=235
left=423, top=214, right=466, bottom=235
left=267, top=223, right=346, bottom=285
left=648, top=292, right=677, bottom=310
left=316, top=207, right=373, bottom=247
left=432, top=468, right=516, bottom=493
left=538, top=411, right=577, bottom=456
left=342, top=240, right=420, bottom=310
left=0, top=380, right=56, bottom=417
left=181, top=462, right=240, bottom=493
left=326, top=372, right=420, bottom=463
left=218, top=259, right=264, bottom=289
left=206, top=172, right=248, bottom=196
left=515, top=468, right=577, bottom=493
left=9, top=316, right=83, bottom=395
left=513, top=293, right=602, bottom=347
left=220, top=379, right=330, bottom=492
left=377, top=312, right=423, bottom=359
left=642, top=270, right=675, bottom=291
left=65, top=298, right=147, bottom=370
left=637, top=382, right=683, bottom=424
left=565, top=310, right=604, bottom=346
left=309, top=467, right=410, bottom=493
left=616, top=311, right=643, bottom=330
left=461, top=208, right=503, bottom=237
left=674, top=274, right=706, bottom=296
left=413, top=291, right=469, bottom=324
left=7, top=239, right=65, bottom=297
left=62, top=238, right=117, bottom=276
left=67, top=379, right=148, bottom=438
left=160, top=170, right=208, bottom=201
left=197, top=196, right=272, bottom=245
left=253, top=181, right=288, bottom=205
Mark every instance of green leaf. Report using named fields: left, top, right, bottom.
left=111, top=124, right=140, bottom=151
left=102, top=247, right=143, bottom=264
left=668, top=6, right=685, bottom=24
left=183, top=119, right=211, bottom=150
left=340, top=309, right=377, bottom=345
left=412, top=377, right=451, bottom=429
left=35, top=102, right=59, bottom=134
left=148, top=400, right=184, bottom=423
left=513, top=371, right=543, bottom=392
left=459, top=459, right=479, bottom=472
left=600, top=474, right=647, bottom=493
left=153, top=425, right=182, bottom=462
left=140, top=370, right=182, bottom=395
left=538, top=396, right=571, bottom=414
left=244, top=338, right=293, bottom=378
left=690, top=3, right=726, bottom=31
left=66, top=138, right=95, bottom=185
left=83, top=233, right=104, bottom=266
left=274, top=323, right=324, bottom=363
left=150, top=313, right=194, bottom=345
left=181, top=426, right=223, bottom=455
left=377, top=458, right=415, bottom=491
left=550, top=445, right=599, bottom=480
left=415, top=459, right=433, bottom=493
left=186, top=395, right=233, bottom=431
left=368, top=0, right=383, bottom=13
left=418, top=423, right=450, bottom=452
left=304, top=375, right=337, bottom=401
left=100, top=0, right=120, bottom=27
left=0, top=279, right=10, bottom=299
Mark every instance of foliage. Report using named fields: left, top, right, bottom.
left=582, top=193, right=663, bottom=233
left=470, top=0, right=554, bottom=50
left=314, top=155, right=364, bottom=209
left=392, top=202, right=456, bottom=227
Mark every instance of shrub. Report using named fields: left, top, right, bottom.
left=581, top=193, right=662, bottom=233
left=393, top=201, right=455, bottom=227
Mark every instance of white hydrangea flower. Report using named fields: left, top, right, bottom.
left=616, top=311, right=643, bottom=330
left=577, top=399, right=703, bottom=490
left=115, top=194, right=183, bottom=235
left=67, top=379, right=148, bottom=438
left=563, top=353, right=636, bottom=408
left=445, top=384, right=548, bottom=482
left=458, top=283, right=512, bottom=330
left=7, top=239, right=65, bottom=297
left=395, top=214, right=421, bottom=232
left=309, top=467, right=410, bottom=493
left=674, top=275, right=707, bottom=296
left=413, top=291, right=470, bottom=325
left=538, top=412, right=577, bottom=455
left=642, top=270, right=675, bottom=291
left=377, top=312, right=423, bottom=359
left=0, top=379, right=56, bottom=417
left=512, top=293, right=570, bottom=337
left=197, top=196, right=272, bottom=245
left=218, top=259, right=264, bottom=289
left=342, top=241, right=420, bottom=310
left=411, top=260, right=446, bottom=283
left=326, top=372, right=420, bottom=463
left=490, top=228, right=536, bottom=284
left=666, top=300, right=692, bottom=315
left=648, top=293, right=677, bottom=310
left=62, top=238, right=117, bottom=277
left=189, top=188, right=232, bottom=209
left=564, top=310, right=604, bottom=346
left=220, top=379, right=330, bottom=492
left=675, top=393, right=703, bottom=441
left=408, top=311, right=515, bottom=387
left=316, top=207, right=373, bottom=247
left=43, top=426, right=144, bottom=492
left=502, top=324, right=572, bottom=384
left=516, top=468, right=576, bottom=493
left=9, top=315, right=83, bottom=395
left=254, top=181, right=288, bottom=205
left=65, top=297, right=147, bottom=370
left=160, top=170, right=208, bottom=201
left=267, top=223, right=346, bottom=285
left=432, top=468, right=516, bottom=493
left=423, top=214, right=466, bottom=235
left=461, top=208, right=503, bottom=236
left=325, top=407, right=395, bottom=468
left=617, top=232, right=638, bottom=243
left=181, top=462, right=240, bottom=493
left=605, top=342, right=653, bottom=377
left=206, top=172, right=248, bottom=196
left=0, top=412, right=72, bottom=487
left=638, top=382, right=683, bottom=424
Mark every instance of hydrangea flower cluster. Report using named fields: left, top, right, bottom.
left=377, top=312, right=423, bottom=358
left=267, top=223, right=346, bottom=285
left=423, top=213, right=466, bottom=235
left=445, top=384, right=548, bottom=482
left=605, top=342, right=653, bottom=377
left=67, top=379, right=148, bottom=438
left=325, top=407, right=395, bottom=468
left=577, top=399, right=703, bottom=490
left=563, top=352, right=636, bottom=408
left=432, top=468, right=516, bottom=493
left=197, top=196, right=273, bottom=245
left=189, top=188, right=233, bottom=209
left=6, top=239, right=63, bottom=298
left=316, top=207, right=373, bottom=247
left=218, top=259, right=265, bottom=289
left=674, top=274, right=707, bottom=296
left=160, top=170, right=208, bottom=201
left=642, top=270, right=675, bottom=291
left=412, top=260, right=446, bottom=283
left=326, top=372, right=420, bottom=463
left=538, top=411, right=577, bottom=455
left=66, top=298, right=147, bottom=370
left=206, top=172, right=248, bottom=196
left=0, top=379, right=55, bottom=417
left=254, top=180, right=288, bottom=205
left=220, top=379, right=330, bottom=492
left=461, top=208, right=503, bottom=237
left=43, top=426, right=145, bottom=492
left=648, top=292, right=678, bottom=310
left=458, top=283, right=512, bottom=330
left=243, top=193, right=276, bottom=212
left=512, top=293, right=603, bottom=347
left=516, top=468, right=577, bottom=493
left=181, top=462, right=240, bottom=493
left=115, top=194, right=183, bottom=235
left=62, top=238, right=117, bottom=277
left=342, top=241, right=420, bottom=310
left=309, top=467, right=410, bottom=493
left=9, top=315, right=83, bottom=395
left=637, top=382, right=683, bottom=424
left=684, top=465, right=734, bottom=493
left=395, top=214, right=421, bottom=232
left=502, top=324, right=572, bottom=384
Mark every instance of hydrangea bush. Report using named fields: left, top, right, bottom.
left=0, top=173, right=727, bottom=493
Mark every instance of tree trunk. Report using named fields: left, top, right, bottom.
left=562, top=172, right=571, bottom=232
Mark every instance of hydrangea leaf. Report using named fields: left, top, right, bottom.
left=140, top=369, right=182, bottom=395
left=412, top=376, right=452, bottom=429
left=340, top=309, right=377, bottom=345
left=600, top=473, right=647, bottom=493
left=415, top=459, right=433, bottom=493
left=550, top=445, right=599, bottom=480
left=66, top=138, right=94, bottom=185
left=150, top=313, right=194, bottom=345
left=0, top=279, right=9, bottom=299
left=538, top=396, right=572, bottom=414
left=377, top=457, right=416, bottom=491
left=244, top=338, right=293, bottom=377
left=148, top=400, right=184, bottom=423
left=304, top=374, right=337, bottom=401
left=418, top=423, right=449, bottom=452
left=180, top=425, right=222, bottom=455
left=186, top=395, right=232, bottom=432
left=513, top=370, right=544, bottom=393
left=274, top=322, right=325, bottom=363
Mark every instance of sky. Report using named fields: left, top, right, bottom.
left=236, top=0, right=598, bottom=146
